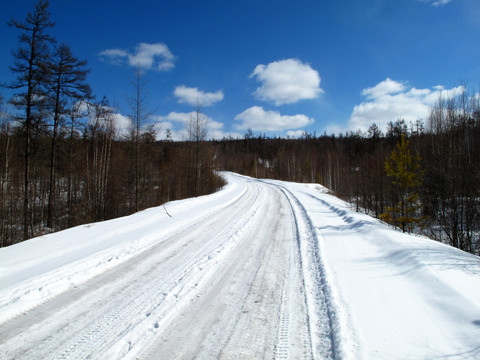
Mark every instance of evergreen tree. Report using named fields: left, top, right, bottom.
left=380, top=134, right=425, bottom=232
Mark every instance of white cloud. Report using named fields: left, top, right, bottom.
left=420, top=0, right=452, bottom=7
left=433, top=0, right=452, bottom=6
left=285, top=130, right=307, bottom=139
left=209, top=128, right=243, bottom=140
left=250, top=59, right=323, bottom=106
left=113, top=113, right=133, bottom=137
left=98, top=49, right=129, bottom=66
left=361, top=77, right=406, bottom=99
left=99, top=42, right=175, bottom=71
left=173, top=85, right=224, bottom=107
left=347, top=78, right=464, bottom=132
left=152, top=121, right=174, bottom=139
left=130, top=43, right=175, bottom=70
left=152, top=111, right=233, bottom=140
left=153, top=111, right=191, bottom=125
left=234, top=106, right=314, bottom=132
left=86, top=104, right=132, bottom=138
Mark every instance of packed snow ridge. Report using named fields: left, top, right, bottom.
left=0, top=172, right=479, bottom=360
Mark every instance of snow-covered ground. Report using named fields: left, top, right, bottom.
left=0, top=172, right=479, bottom=360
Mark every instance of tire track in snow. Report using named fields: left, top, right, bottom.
left=0, top=176, right=250, bottom=328
left=139, top=180, right=313, bottom=360
left=1, top=175, right=338, bottom=360
left=273, top=275, right=292, bottom=359
left=273, top=183, right=343, bottom=360
left=238, top=180, right=312, bottom=360
left=1, top=181, right=265, bottom=360
left=53, top=183, right=265, bottom=360
left=271, top=216, right=312, bottom=360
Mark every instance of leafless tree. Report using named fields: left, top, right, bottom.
left=127, top=63, right=152, bottom=212
left=85, top=98, right=116, bottom=221
left=187, top=103, right=208, bottom=196
left=6, top=0, right=55, bottom=239
left=46, top=43, right=91, bottom=228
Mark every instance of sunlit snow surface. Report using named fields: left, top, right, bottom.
left=1, top=172, right=479, bottom=359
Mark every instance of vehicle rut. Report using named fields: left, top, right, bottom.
left=275, top=183, right=341, bottom=360
left=1, top=182, right=263, bottom=360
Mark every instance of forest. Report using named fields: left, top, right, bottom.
left=1, top=1, right=479, bottom=254
left=214, top=106, right=480, bottom=255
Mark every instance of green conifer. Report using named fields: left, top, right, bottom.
left=380, top=134, right=426, bottom=232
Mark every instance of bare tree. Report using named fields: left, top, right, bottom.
left=188, top=102, right=208, bottom=143
left=127, top=63, right=152, bottom=212
left=85, top=98, right=116, bottom=221
left=6, top=0, right=55, bottom=239
left=65, top=101, right=87, bottom=227
left=0, top=96, right=13, bottom=246
left=424, top=86, right=480, bottom=252
left=187, top=103, right=208, bottom=196
left=46, top=43, right=91, bottom=228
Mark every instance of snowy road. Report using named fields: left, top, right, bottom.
left=0, top=173, right=327, bottom=359
left=1, top=172, right=480, bottom=359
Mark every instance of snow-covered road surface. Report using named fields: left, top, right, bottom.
left=1, top=172, right=479, bottom=359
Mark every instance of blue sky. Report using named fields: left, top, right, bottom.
left=1, top=0, right=479, bottom=139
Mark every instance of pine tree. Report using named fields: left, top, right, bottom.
left=380, top=134, right=426, bottom=232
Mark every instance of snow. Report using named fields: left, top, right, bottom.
left=1, top=172, right=479, bottom=359
left=272, top=180, right=480, bottom=359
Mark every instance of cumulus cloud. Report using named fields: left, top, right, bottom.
left=361, top=77, right=406, bottom=99
left=347, top=78, right=464, bottom=132
left=250, top=59, right=323, bottom=106
left=99, top=42, right=175, bottom=71
left=85, top=105, right=132, bottom=138
left=234, top=106, right=314, bottom=132
left=152, top=111, right=233, bottom=140
left=151, top=113, right=188, bottom=140
left=113, top=113, right=133, bottom=137
left=285, top=130, right=308, bottom=139
left=173, top=85, right=224, bottom=107
left=154, top=111, right=191, bottom=125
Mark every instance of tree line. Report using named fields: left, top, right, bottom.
left=212, top=90, right=480, bottom=255
left=0, top=92, right=223, bottom=246
left=1, top=1, right=479, bottom=256
left=0, top=1, right=224, bottom=246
